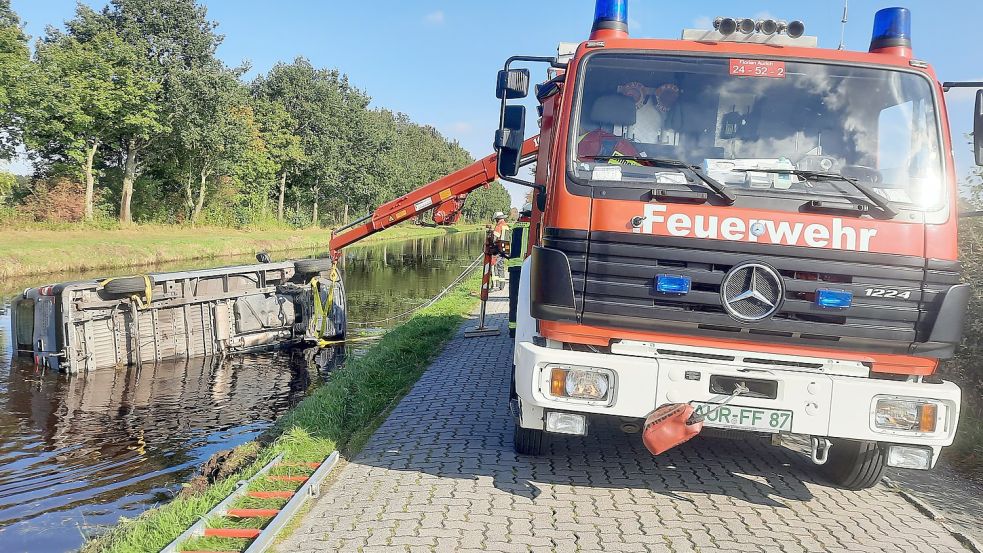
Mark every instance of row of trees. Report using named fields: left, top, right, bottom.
left=0, top=0, right=510, bottom=226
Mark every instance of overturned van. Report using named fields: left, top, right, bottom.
left=10, top=258, right=346, bottom=373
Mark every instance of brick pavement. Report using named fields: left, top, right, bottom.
left=278, top=291, right=970, bottom=553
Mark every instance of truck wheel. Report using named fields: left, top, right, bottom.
left=819, top=439, right=886, bottom=490
left=103, top=276, right=150, bottom=296
left=294, top=257, right=332, bottom=275
left=513, top=423, right=546, bottom=456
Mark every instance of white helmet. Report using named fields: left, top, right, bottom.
left=493, top=211, right=507, bottom=220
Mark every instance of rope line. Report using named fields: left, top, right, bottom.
left=349, top=254, right=484, bottom=327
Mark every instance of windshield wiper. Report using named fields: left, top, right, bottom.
left=586, top=156, right=736, bottom=205
left=732, top=169, right=898, bottom=217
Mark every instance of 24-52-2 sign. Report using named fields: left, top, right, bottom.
left=729, top=59, right=786, bottom=78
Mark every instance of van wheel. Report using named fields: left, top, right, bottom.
left=513, top=423, right=546, bottom=456
left=819, top=439, right=886, bottom=490
left=294, top=257, right=332, bottom=275
left=103, top=276, right=150, bottom=296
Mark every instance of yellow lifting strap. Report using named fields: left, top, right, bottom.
left=98, top=275, right=153, bottom=309
left=309, top=265, right=341, bottom=339
left=317, top=335, right=378, bottom=348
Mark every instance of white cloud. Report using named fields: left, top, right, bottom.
left=424, top=10, right=445, bottom=25
left=693, top=16, right=712, bottom=29
left=628, top=17, right=642, bottom=32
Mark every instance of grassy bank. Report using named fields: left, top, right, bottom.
left=0, top=223, right=481, bottom=280
left=83, top=270, right=482, bottom=553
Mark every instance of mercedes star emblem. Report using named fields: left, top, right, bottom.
left=720, top=262, right=784, bottom=322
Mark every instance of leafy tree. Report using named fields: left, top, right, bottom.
left=227, top=101, right=278, bottom=216
left=91, top=0, right=221, bottom=223
left=169, top=62, right=252, bottom=222
left=463, top=181, right=512, bottom=223
left=0, top=0, right=28, bottom=160
left=24, top=21, right=157, bottom=220
left=0, top=170, right=14, bottom=203
left=252, top=58, right=354, bottom=226
left=252, top=98, right=304, bottom=220
left=4, top=0, right=493, bottom=228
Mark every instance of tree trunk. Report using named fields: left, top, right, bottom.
left=192, top=163, right=208, bottom=223
left=120, top=138, right=138, bottom=224
left=311, top=183, right=319, bottom=227
left=344, top=203, right=349, bottom=225
left=277, top=170, right=287, bottom=221
left=83, top=140, right=99, bottom=221
left=184, top=168, right=195, bottom=219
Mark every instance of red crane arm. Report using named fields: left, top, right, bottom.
left=329, top=136, right=539, bottom=257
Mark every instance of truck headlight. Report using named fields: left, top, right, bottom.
left=874, top=398, right=939, bottom=433
left=548, top=365, right=611, bottom=402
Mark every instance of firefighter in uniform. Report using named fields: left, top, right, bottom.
left=492, top=211, right=510, bottom=291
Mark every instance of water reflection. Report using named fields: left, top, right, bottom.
left=341, top=231, right=485, bottom=328
left=0, top=230, right=482, bottom=552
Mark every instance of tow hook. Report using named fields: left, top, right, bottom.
left=811, top=437, right=832, bottom=465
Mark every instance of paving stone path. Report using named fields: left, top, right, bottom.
left=279, top=292, right=971, bottom=553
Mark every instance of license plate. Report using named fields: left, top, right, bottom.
left=692, top=402, right=793, bottom=433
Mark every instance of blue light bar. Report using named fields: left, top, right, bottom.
left=816, top=289, right=853, bottom=309
left=656, top=274, right=691, bottom=295
left=592, top=0, right=628, bottom=35
left=870, top=7, right=911, bottom=51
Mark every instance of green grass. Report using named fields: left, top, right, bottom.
left=83, top=270, right=482, bottom=553
left=179, top=536, right=249, bottom=552
left=0, top=222, right=481, bottom=280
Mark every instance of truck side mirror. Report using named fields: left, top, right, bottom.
left=975, top=90, right=983, bottom=166
left=496, top=105, right=526, bottom=177
left=497, top=69, right=530, bottom=99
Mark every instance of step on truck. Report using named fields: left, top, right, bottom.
left=326, top=1, right=983, bottom=489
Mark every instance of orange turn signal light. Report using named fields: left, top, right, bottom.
left=919, top=403, right=938, bottom=432
left=550, top=368, right=567, bottom=397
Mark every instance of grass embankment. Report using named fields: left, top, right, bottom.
left=83, top=269, right=483, bottom=553
left=0, top=223, right=481, bottom=280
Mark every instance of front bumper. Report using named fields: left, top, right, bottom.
left=514, top=341, right=961, bottom=452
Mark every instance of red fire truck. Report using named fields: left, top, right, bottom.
left=330, top=1, right=983, bottom=489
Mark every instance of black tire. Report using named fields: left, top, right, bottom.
left=328, top=276, right=347, bottom=339
left=294, top=257, right=332, bottom=275
left=103, top=276, right=150, bottom=296
left=513, top=423, right=546, bottom=456
left=819, top=439, right=886, bottom=490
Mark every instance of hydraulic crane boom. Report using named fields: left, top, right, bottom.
left=329, top=136, right=539, bottom=258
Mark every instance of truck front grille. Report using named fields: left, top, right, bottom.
left=542, top=228, right=960, bottom=355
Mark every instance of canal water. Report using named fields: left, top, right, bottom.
left=0, top=230, right=483, bottom=552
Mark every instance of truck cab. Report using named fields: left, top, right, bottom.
left=501, top=2, right=980, bottom=489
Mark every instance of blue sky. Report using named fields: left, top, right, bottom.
left=6, top=0, right=982, bottom=207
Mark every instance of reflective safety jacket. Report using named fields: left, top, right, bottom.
left=494, top=219, right=510, bottom=240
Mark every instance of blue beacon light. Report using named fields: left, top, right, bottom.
left=815, top=289, right=853, bottom=309
left=590, top=0, right=629, bottom=40
left=869, top=7, right=912, bottom=55
left=656, top=275, right=691, bottom=295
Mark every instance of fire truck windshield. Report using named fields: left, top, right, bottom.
left=572, top=53, right=945, bottom=212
